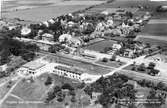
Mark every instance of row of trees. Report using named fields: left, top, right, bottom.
left=132, top=62, right=160, bottom=76
left=137, top=79, right=167, bottom=92
left=145, top=89, right=167, bottom=108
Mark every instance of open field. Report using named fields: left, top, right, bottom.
left=139, top=23, right=167, bottom=36
left=136, top=37, right=167, bottom=48
left=83, top=40, right=117, bottom=52
left=2, top=0, right=105, bottom=22
left=85, top=0, right=167, bottom=19
left=3, top=5, right=90, bottom=22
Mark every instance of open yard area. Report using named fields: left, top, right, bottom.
left=83, top=40, right=117, bottom=52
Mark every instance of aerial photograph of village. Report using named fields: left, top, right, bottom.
left=0, top=0, right=167, bottom=108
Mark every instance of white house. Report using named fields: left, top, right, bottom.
left=112, top=44, right=122, bottom=50
left=59, top=34, right=72, bottom=42
left=21, top=26, right=31, bottom=36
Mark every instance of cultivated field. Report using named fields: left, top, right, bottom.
left=3, top=0, right=105, bottom=22
left=3, top=5, right=90, bottom=22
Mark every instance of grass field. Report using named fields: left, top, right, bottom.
left=3, top=0, right=105, bottom=22
left=140, top=23, right=167, bottom=36
left=136, top=37, right=167, bottom=48
left=96, top=60, right=125, bottom=68
left=3, top=5, right=90, bottom=22
left=83, top=40, right=117, bottom=52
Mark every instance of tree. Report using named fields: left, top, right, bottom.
left=125, top=11, right=133, bottom=18
left=45, top=91, right=56, bottom=103
left=71, top=96, right=76, bottom=102
left=57, top=91, right=64, bottom=102
left=110, top=55, right=116, bottom=61
left=57, top=97, right=63, bottom=102
left=69, top=90, right=76, bottom=96
left=77, top=82, right=86, bottom=89
left=148, top=62, right=156, bottom=70
left=102, top=58, right=108, bottom=62
left=45, top=76, right=52, bottom=86
left=84, top=86, right=93, bottom=98
left=53, top=85, right=61, bottom=93
left=61, top=83, right=74, bottom=91
left=137, top=63, right=146, bottom=72
left=157, top=82, right=165, bottom=91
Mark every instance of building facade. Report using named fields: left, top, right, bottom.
left=53, top=66, right=83, bottom=81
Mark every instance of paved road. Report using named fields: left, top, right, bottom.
left=0, top=76, right=19, bottom=88
left=0, top=78, right=22, bottom=107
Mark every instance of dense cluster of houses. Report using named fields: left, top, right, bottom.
left=6, top=7, right=152, bottom=61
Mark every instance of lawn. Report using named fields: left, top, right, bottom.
left=96, top=60, right=125, bottom=68
left=11, top=78, right=49, bottom=101
left=83, top=40, right=117, bottom=52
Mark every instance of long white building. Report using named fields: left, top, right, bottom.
left=53, top=65, right=83, bottom=81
